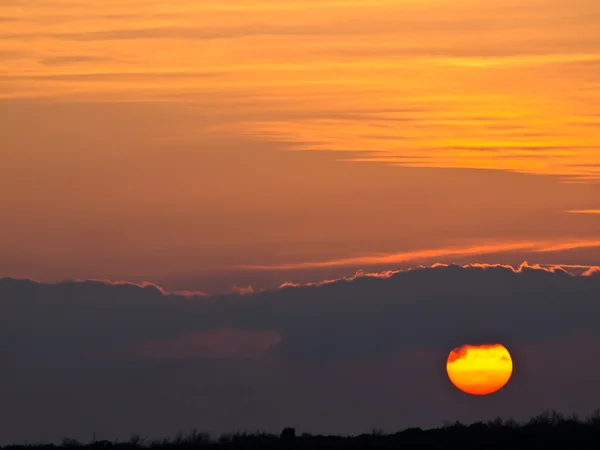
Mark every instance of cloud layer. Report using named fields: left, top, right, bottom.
left=3, top=264, right=600, bottom=443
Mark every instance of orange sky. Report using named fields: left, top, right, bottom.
left=1, top=0, right=600, bottom=291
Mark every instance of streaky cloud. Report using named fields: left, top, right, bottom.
left=567, top=209, right=600, bottom=214
left=239, top=240, right=600, bottom=271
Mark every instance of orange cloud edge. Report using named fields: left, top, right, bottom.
left=4, top=260, right=598, bottom=298
left=279, top=261, right=599, bottom=290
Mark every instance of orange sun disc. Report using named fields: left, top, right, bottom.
left=446, top=343, right=513, bottom=395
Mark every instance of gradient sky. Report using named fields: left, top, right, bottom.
left=2, top=1, right=600, bottom=442
left=2, top=0, right=600, bottom=293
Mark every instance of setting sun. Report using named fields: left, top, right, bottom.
left=446, top=344, right=513, bottom=395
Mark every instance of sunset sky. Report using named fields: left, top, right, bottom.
left=2, top=0, right=600, bottom=293
left=2, top=0, right=600, bottom=443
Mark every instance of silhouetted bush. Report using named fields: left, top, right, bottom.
left=280, top=428, right=296, bottom=441
left=5, top=410, right=600, bottom=450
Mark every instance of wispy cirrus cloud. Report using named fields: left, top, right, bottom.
left=567, top=209, right=600, bottom=214
left=238, top=239, right=600, bottom=271
left=2, top=0, right=600, bottom=179
left=37, top=55, right=112, bottom=65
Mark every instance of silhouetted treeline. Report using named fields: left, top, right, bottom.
left=6, top=410, right=600, bottom=450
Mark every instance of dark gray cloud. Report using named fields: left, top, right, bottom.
left=3, top=265, right=600, bottom=444
left=4, top=265, right=600, bottom=362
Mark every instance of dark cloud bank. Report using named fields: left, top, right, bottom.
left=2, top=264, right=600, bottom=444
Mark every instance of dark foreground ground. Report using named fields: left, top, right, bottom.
left=5, top=411, right=600, bottom=450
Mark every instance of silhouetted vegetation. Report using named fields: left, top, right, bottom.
left=6, top=410, right=600, bottom=450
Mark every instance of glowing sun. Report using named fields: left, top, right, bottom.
left=446, top=344, right=513, bottom=395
